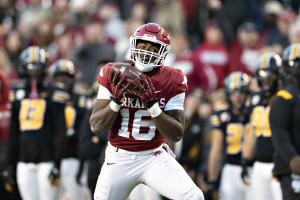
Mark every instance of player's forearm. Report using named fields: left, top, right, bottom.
left=89, top=106, right=118, bottom=135
left=242, top=129, right=256, bottom=159
left=152, top=111, right=184, bottom=143
left=208, top=153, right=222, bottom=182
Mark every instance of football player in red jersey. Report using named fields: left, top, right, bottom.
left=90, top=23, right=204, bottom=200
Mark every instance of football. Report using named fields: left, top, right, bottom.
left=111, top=63, right=143, bottom=95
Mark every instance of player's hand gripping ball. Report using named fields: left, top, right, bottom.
left=111, top=63, right=143, bottom=96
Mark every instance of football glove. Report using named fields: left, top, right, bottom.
left=241, top=158, right=252, bottom=185
left=206, top=181, right=219, bottom=200
left=108, top=69, right=131, bottom=105
left=2, top=166, right=15, bottom=192
left=48, top=167, right=60, bottom=186
left=130, top=74, right=158, bottom=109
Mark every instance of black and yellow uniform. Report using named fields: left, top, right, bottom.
left=249, top=91, right=274, bottom=163
left=5, top=45, right=67, bottom=200
left=7, top=83, right=66, bottom=166
left=211, top=108, right=250, bottom=165
left=270, top=84, right=300, bottom=199
left=62, top=94, right=87, bottom=158
left=58, top=92, right=87, bottom=200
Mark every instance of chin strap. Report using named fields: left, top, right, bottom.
left=135, top=61, right=154, bottom=72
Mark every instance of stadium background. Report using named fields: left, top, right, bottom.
left=0, top=0, right=300, bottom=199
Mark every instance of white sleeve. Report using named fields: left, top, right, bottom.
left=164, top=93, right=185, bottom=111
left=97, top=85, right=112, bottom=99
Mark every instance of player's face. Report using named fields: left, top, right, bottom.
left=136, top=41, right=160, bottom=64
left=54, top=74, right=74, bottom=91
left=257, top=70, right=277, bottom=91
left=229, top=92, right=247, bottom=110
left=26, top=68, right=44, bottom=80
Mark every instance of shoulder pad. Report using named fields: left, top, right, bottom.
left=251, top=93, right=261, bottom=106
left=172, top=68, right=187, bottom=85
left=219, top=111, right=231, bottom=123
left=10, top=88, right=26, bottom=101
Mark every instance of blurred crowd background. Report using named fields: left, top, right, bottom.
left=0, top=0, right=300, bottom=199
left=0, top=0, right=299, bottom=92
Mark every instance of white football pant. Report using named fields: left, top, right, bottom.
left=219, top=164, right=253, bottom=200
left=17, top=162, right=59, bottom=200
left=60, top=158, right=85, bottom=200
left=251, top=161, right=282, bottom=200
left=129, top=184, right=162, bottom=200
left=94, top=143, right=204, bottom=200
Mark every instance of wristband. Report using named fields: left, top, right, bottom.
left=241, top=158, right=253, bottom=167
left=110, top=96, right=122, bottom=105
left=207, top=181, right=218, bottom=191
left=110, top=101, right=121, bottom=112
left=147, top=102, right=162, bottom=118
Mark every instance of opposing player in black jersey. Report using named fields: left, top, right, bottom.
left=241, top=52, right=282, bottom=200
left=207, top=71, right=252, bottom=200
left=48, top=59, right=87, bottom=200
left=5, top=46, right=67, bottom=200
left=270, top=43, right=300, bottom=200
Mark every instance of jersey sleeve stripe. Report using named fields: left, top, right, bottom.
left=97, top=85, right=112, bottom=99
left=277, top=90, right=293, bottom=100
left=164, top=92, right=185, bottom=111
left=52, top=90, right=69, bottom=102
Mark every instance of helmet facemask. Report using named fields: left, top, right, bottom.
left=255, top=52, right=281, bottom=97
left=256, top=69, right=279, bottom=97
left=130, top=37, right=170, bottom=72
left=54, top=73, right=74, bottom=92
left=49, top=59, right=75, bottom=93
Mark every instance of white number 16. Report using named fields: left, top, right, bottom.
left=118, top=108, right=156, bottom=140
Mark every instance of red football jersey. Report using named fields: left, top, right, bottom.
left=98, top=62, right=187, bottom=151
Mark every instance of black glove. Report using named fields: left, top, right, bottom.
left=206, top=181, right=219, bottom=200
left=2, top=166, right=15, bottom=192
left=108, top=69, right=131, bottom=105
left=241, top=158, right=252, bottom=185
left=130, top=74, right=158, bottom=108
left=48, top=167, right=60, bottom=186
